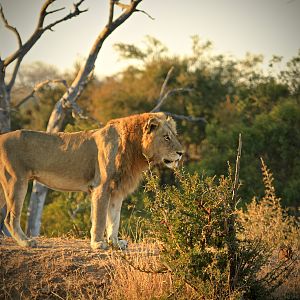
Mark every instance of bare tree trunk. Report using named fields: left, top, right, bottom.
left=26, top=0, right=144, bottom=236
left=0, top=69, right=11, bottom=133
left=25, top=183, right=48, bottom=236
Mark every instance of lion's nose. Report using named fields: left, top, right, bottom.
left=177, top=151, right=184, bottom=157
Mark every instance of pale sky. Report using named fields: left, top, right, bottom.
left=1, top=0, right=300, bottom=78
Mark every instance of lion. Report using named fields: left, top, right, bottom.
left=0, top=112, right=183, bottom=250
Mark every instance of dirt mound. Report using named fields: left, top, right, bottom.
left=0, top=237, right=113, bottom=299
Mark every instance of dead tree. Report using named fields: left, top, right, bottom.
left=26, top=0, right=146, bottom=236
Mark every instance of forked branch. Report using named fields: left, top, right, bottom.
left=150, top=66, right=206, bottom=123
left=2, top=0, right=87, bottom=68
left=0, top=5, right=22, bottom=48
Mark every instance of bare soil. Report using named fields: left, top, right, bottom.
left=0, top=237, right=114, bottom=300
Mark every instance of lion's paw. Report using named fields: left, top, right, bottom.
left=112, top=239, right=128, bottom=250
left=18, top=238, right=37, bottom=248
left=91, top=240, right=109, bottom=251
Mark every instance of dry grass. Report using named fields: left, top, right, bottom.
left=106, top=242, right=198, bottom=300
left=0, top=237, right=111, bottom=299
left=108, top=243, right=173, bottom=300
left=0, top=237, right=179, bottom=300
left=237, top=160, right=300, bottom=299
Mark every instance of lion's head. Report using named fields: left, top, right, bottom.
left=142, top=113, right=184, bottom=169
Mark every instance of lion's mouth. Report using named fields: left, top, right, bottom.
left=163, top=159, right=173, bottom=164
left=163, top=158, right=179, bottom=169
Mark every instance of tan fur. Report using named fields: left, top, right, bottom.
left=0, top=112, right=183, bottom=249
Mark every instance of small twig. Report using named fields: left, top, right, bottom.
left=4, top=0, right=87, bottom=67
left=115, top=1, right=131, bottom=10
left=135, top=9, right=155, bottom=20
left=150, top=66, right=205, bottom=123
left=159, top=66, right=174, bottom=102
left=232, top=133, right=242, bottom=204
left=44, top=0, right=88, bottom=31
left=151, top=88, right=193, bottom=113
left=0, top=4, right=22, bottom=48
left=46, top=7, right=65, bottom=15
left=51, top=291, right=65, bottom=300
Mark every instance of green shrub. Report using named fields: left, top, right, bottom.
left=144, top=165, right=299, bottom=299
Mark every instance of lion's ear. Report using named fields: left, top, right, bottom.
left=166, top=115, right=177, bottom=133
left=144, top=117, right=160, bottom=134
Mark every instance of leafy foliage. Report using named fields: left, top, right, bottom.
left=144, top=165, right=299, bottom=299
left=144, top=168, right=240, bottom=298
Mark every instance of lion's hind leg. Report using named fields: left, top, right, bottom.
left=0, top=184, right=7, bottom=237
left=1, top=173, right=36, bottom=247
left=0, top=184, right=5, bottom=210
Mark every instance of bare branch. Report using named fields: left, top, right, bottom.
left=150, top=66, right=206, bottom=123
left=152, top=66, right=191, bottom=113
left=159, top=66, right=174, bottom=100
left=115, top=1, right=131, bottom=10
left=61, top=71, right=94, bottom=119
left=0, top=3, right=24, bottom=91
left=135, top=9, right=155, bottom=20
left=108, top=0, right=115, bottom=25
left=0, top=4, right=22, bottom=48
left=43, top=0, right=88, bottom=32
left=7, top=57, right=22, bottom=91
left=116, top=0, right=155, bottom=20
left=151, top=87, right=193, bottom=113
left=46, top=7, right=66, bottom=16
left=14, top=79, right=68, bottom=109
left=107, top=0, right=143, bottom=30
left=3, top=0, right=87, bottom=67
left=37, top=0, right=57, bottom=29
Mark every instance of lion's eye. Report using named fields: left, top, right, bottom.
left=164, top=135, right=170, bottom=141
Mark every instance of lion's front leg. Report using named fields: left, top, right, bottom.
left=106, top=196, right=128, bottom=250
left=90, top=185, right=110, bottom=250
